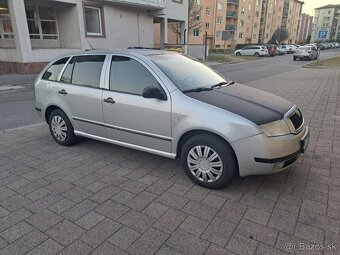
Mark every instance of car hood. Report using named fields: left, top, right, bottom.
left=185, top=84, right=293, bottom=125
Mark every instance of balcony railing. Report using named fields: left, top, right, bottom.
left=105, top=0, right=165, bottom=10
left=226, top=11, right=238, bottom=18
left=225, top=24, right=234, bottom=30
left=227, top=0, right=239, bottom=5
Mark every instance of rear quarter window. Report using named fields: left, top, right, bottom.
left=42, top=57, right=69, bottom=81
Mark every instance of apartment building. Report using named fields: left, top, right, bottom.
left=0, top=0, right=188, bottom=73
left=312, top=4, right=340, bottom=42
left=297, top=13, right=313, bottom=43
left=187, top=0, right=228, bottom=49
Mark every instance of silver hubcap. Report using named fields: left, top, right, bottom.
left=51, top=116, right=67, bottom=142
left=187, top=145, right=223, bottom=183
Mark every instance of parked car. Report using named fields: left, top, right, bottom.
left=277, top=47, right=287, bottom=55
left=35, top=50, right=309, bottom=189
left=278, top=45, right=293, bottom=54
left=293, top=45, right=318, bottom=60
left=234, top=45, right=269, bottom=56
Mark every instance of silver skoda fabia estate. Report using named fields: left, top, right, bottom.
left=35, top=50, right=309, bottom=189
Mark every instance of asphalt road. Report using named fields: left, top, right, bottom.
left=0, top=49, right=339, bottom=131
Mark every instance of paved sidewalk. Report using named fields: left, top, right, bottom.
left=0, top=68, right=339, bottom=255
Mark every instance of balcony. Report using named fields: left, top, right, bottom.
left=104, top=0, right=165, bottom=10
left=226, top=11, right=238, bottom=18
left=227, top=0, right=239, bottom=5
left=225, top=24, right=234, bottom=30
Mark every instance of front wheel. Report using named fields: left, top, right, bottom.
left=254, top=52, right=260, bottom=57
left=236, top=52, right=241, bottom=56
left=48, top=109, right=77, bottom=146
left=181, top=134, right=237, bottom=189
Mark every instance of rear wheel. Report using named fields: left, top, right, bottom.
left=254, top=52, right=260, bottom=57
left=236, top=52, right=241, bottom=56
left=293, top=56, right=297, bottom=61
left=181, top=134, right=237, bottom=189
left=48, top=109, right=77, bottom=146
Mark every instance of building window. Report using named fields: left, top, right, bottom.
left=206, top=7, right=211, bottom=16
left=0, top=2, right=14, bottom=39
left=195, top=15, right=200, bottom=21
left=255, top=11, right=259, bottom=18
left=193, top=29, right=200, bottom=37
left=241, top=7, right=245, bottom=14
left=256, top=0, right=260, bottom=5
left=240, top=20, right=244, bottom=27
left=84, top=5, right=104, bottom=36
left=26, top=5, right=58, bottom=39
left=216, top=30, right=222, bottom=38
left=217, top=16, right=223, bottom=24
left=194, top=0, right=201, bottom=5
left=249, top=4, right=251, bottom=10
left=172, top=0, right=183, bottom=3
left=239, top=32, right=243, bottom=38
left=266, top=33, right=269, bottom=39
left=254, top=22, right=258, bottom=29
left=217, top=2, right=224, bottom=10
left=253, top=33, right=257, bottom=38
left=205, top=22, right=210, bottom=31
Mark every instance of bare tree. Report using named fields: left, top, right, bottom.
left=168, top=0, right=203, bottom=43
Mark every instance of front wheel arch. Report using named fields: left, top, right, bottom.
left=176, top=130, right=238, bottom=168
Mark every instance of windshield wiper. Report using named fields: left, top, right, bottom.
left=211, top=81, right=235, bottom=89
left=182, top=87, right=213, bottom=93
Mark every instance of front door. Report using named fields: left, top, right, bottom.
left=102, top=55, right=172, bottom=154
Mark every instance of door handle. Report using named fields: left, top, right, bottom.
left=58, top=89, right=67, bottom=95
left=103, top=97, right=115, bottom=104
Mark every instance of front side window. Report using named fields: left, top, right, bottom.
left=60, top=55, right=105, bottom=88
left=84, top=5, right=104, bottom=36
left=42, top=57, right=69, bottom=81
left=26, top=5, right=58, bottom=39
left=0, top=2, right=14, bottom=39
left=109, top=56, right=160, bottom=96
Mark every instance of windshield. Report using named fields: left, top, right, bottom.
left=149, top=54, right=228, bottom=92
left=299, top=46, right=310, bottom=51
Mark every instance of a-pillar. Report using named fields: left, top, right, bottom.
left=8, top=0, right=32, bottom=62
left=160, top=18, right=168, bottom=49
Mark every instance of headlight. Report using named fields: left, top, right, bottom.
left=261, top=120, right=290, bottom=137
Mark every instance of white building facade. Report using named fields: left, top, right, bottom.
left=312, top=4, right=340, bottom=42
left=0, top=0, right=188, bottom=73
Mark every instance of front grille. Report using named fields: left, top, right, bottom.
left=289, top=109, right=303, bottom=131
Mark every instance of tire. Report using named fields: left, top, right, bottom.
left=254, top=52, right=260, bottom=57
left=236, top=52, right=241, bottom=56
left=180, top=134, right=237, bottom=189
left=48, top=109, right=77, bottom=146
left=293, top=57, right=297, bottom=61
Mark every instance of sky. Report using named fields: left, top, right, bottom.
left=302, top=0, right=340, bottom=15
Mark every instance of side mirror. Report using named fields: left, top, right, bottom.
left=142, top=86, right=167, bottom=100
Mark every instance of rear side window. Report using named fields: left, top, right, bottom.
left=60, top=55, right=105, bottom=88
left=42, top=57, right=69, bottom=81
left=109, top=56, right=160, bottom=95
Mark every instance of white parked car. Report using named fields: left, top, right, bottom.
left=234, top=46, right=269, bottom=56
left=293, top=46, right=318, bottom=61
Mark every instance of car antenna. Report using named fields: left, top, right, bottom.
left=85, top=38, right=94, bottom=51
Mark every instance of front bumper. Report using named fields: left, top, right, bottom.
left=232, top=126, right=309, bottom=177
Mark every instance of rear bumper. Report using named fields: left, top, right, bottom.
left=232, top=126, right=309, bottom=176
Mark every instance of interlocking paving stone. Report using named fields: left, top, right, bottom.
left=26, top=209, right=63, bottom=231
left=127, top=227, right=169, bottom=255
left=166, top=229, right=210, bottom=255
left=1, top=67, right=340, bottom=255
left=108, top=226, right=140, bottom=250
left=25, top=238, right=63, bottom=255
left=80, top=218, right=121, bottom=248
left=57, top=240, right=93, bottom=255
left=46, top=220, right=85, bottom=246
left=94, top=200, right=130, bottom=220
left=201, top=216, right=237, bottom=247
left=75, top=211, right=105, bottom=230
left=0, top=221, right=33, bottom=243
left=153, top=208, right=188, bottom=234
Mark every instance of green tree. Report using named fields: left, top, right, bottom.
left=272, top=28, right=289, bottom=44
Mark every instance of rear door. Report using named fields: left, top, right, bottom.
left=102, top=55, right=172, bottom=154
left=53, top=55, right=107, bottom=137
